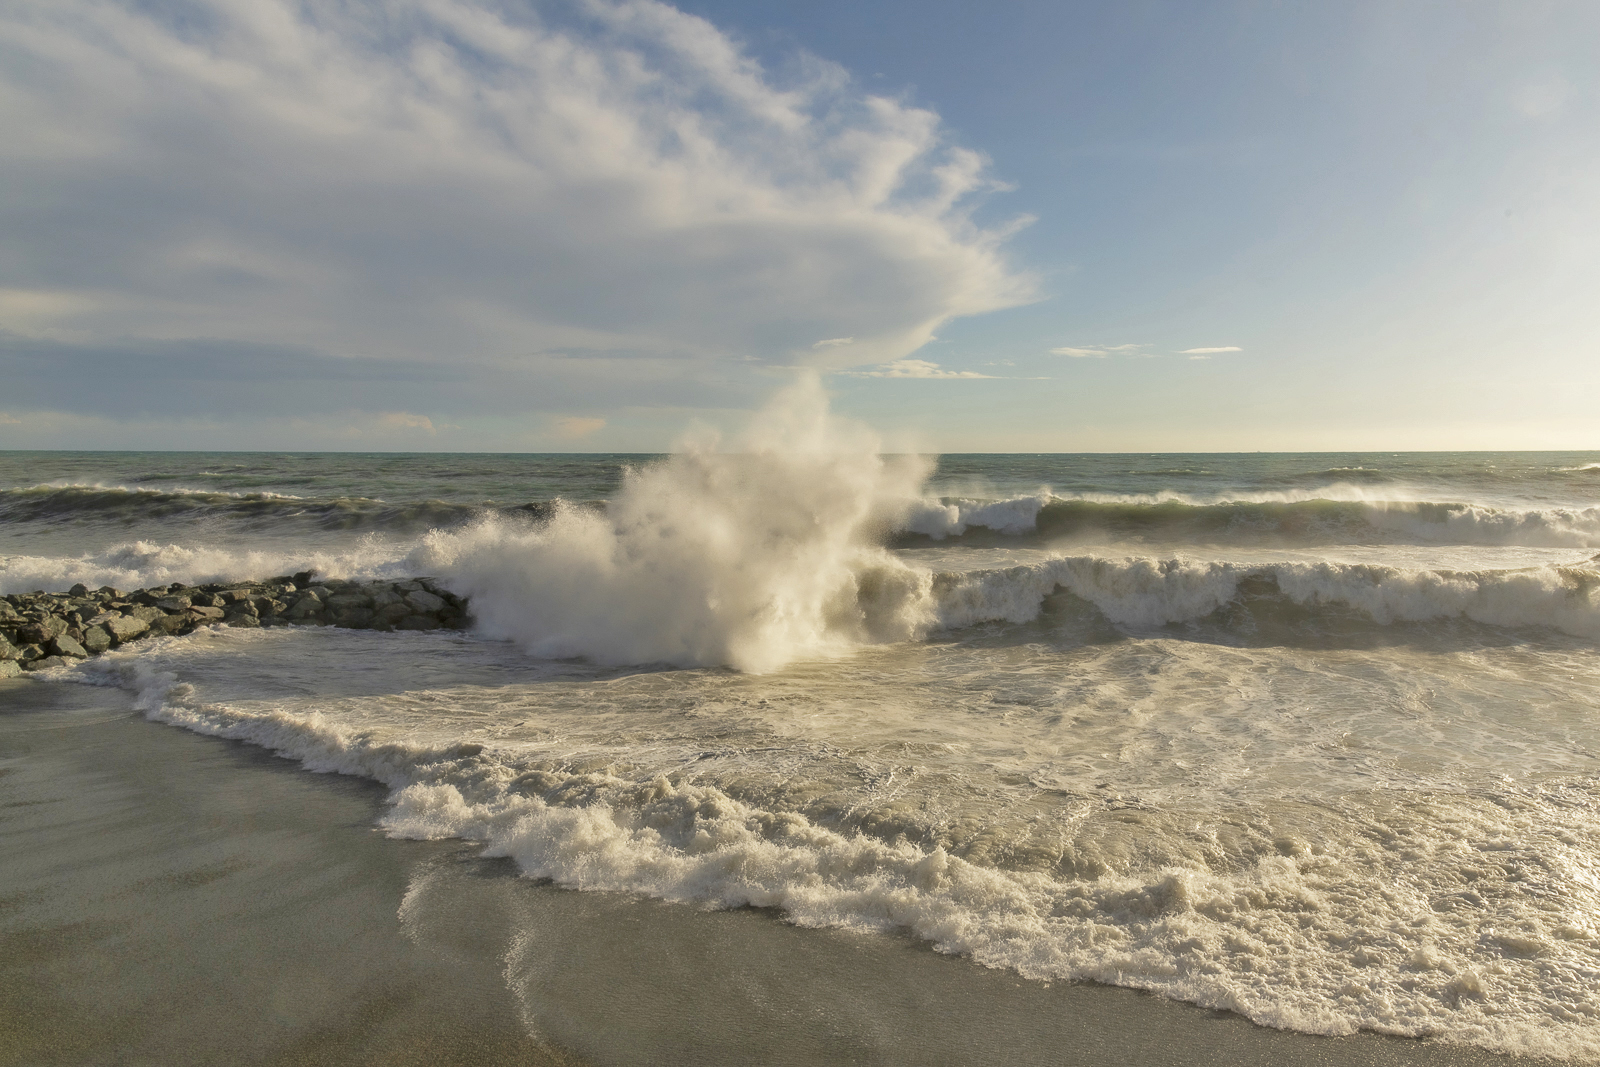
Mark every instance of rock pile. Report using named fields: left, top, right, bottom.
left=0, top=573, right=469, bottom=677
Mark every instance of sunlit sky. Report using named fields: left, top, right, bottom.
left=2, top=0, right=1595, bottom=451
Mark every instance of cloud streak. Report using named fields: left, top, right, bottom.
left=0, top=0, right=1034, bottom=436
left=1179, top=347, right=1243, bottom=354
left=1049, top=344, right=1144, bottom=358
left=845, top=359, right=994, bottom=379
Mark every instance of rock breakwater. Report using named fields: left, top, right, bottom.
left=0, top=574, right=468, bottom=677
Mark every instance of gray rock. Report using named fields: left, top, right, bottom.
left=24, top=656, right=67, bottom=671
left=396, top=615, right=441, bottom=631
left=373, top=600, right=411, bottom=622
left=333, top=608, right=375, bottom=628
left=187, top=606, right=226, bottom=622
left=150, top=614, right=189, bottom=635
left=48, top=635, right=88, bottom=659
left=96, top=586, right=124, bottom=598
left=81, top=626, right=113, bottom=654
left=155, top=596, right=192, bottom=611
left=69, top=583, right=90, bottom=597
left=405, top=590, right=447, bottom=614
left=18, top=644, right=45, bottom=662
left=126, top=605, right=166, bottom=623
left=224, top=613, right=261, bottom=628
left=103, top=615, right=150, bottom=643
left=0, top=633, right=17, bottom=661
left=20, top=616, right=69, bottom=644
left=0, top=659, right=20, bottom=678
left=189, top=592, right=224, bottom=608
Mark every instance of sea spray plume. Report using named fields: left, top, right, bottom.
left=416, top=377, right=936, bottom=671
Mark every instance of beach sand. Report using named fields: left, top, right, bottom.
left=0, top=676, right=1548, bottom=1067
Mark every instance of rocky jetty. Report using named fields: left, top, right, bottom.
left=0, top=573, right=468, bottom=677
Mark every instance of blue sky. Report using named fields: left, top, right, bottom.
left=1, top=0, right=1595, bottom=451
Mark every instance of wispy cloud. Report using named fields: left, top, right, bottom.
left=1049, top=344, right=1145, bottom=358
left=554, top=416, right=607, bottom=440
left=1179, top=347, right=1243, bottom=354
left=0, top=0, right=1035, bottom=434
left=846, top=359, right=994, bottom=379
left=374, top=412, right=439, bottom=435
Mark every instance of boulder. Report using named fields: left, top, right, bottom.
left=374, top=600, right=411, bottom=623
left=333, top=608, right=375, bottom=628
left=126, top=605, right=166, bottom=623
left=25, top=656, right=67, bottom=671
left=396, top=615, right=441, bottom=631
left=155, top=596, right=192, bottom=612
left=187, top=606, right=226, bottom=622
left=324, top=593, right=373, bottom=614
left=0, top=634, right=17, bottom=660
left=103, top=615, right=150, bottom=643
left=405, top=590, right=447, bottom=614
left=19, top=617, right=69, bottom=644
left=81, top=626, right=113, bottom=654
left=48, top=635, right=88, bottom=659
left=0, top=659, right=20, bottom=678
left=150, top=614, right=189, bottom=635
left=69, top=583, right=90, bottom=597
left=224, top=613, right=261, bottom=628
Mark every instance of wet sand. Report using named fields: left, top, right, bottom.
left=0, top=676, right=1554, bottom=1067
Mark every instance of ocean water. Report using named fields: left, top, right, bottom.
left=5, top=385, right=1600, bottom=1059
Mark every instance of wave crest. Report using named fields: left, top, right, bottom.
left=898, top=495, right=1600, bottom=549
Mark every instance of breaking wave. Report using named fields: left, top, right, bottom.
left=0, top=482, right=567, bottom=533
left=65, top=644, right=1600, bottom=1062
left=900, top=495, right=1600, bottom=549
left=930, top=554, right=1600, bottom=641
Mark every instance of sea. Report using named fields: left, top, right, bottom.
left=4, top=389, right=1599, bottom=1061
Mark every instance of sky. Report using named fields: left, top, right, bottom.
left=1, top=0, right=1596, bottom=452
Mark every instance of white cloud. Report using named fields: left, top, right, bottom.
left=372, top=412, right=440, bottom=435
left=1049, top=343, right=1144, bottom=358
left=0, top=0, right=1034, bottom=418
left=845, top=359, right=993, bottom=379
left=812, top=337, right=855, bottom=348
left=1178, top=346, right=1243, bottom=354
left=553, top=416, right=607, bottom=439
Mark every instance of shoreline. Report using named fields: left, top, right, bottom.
left=1, top=673, right=1553, bottom=1067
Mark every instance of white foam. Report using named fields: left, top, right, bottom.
left=932, top=555, right=1600, bottom=637
left=0, top=538, right=412, bottom=595
left=903, top=494, right=1050, bottom=538
left=62, top=642, right=1600, bottom=1062
left=410, top=377, right=937, bottom=672
left=5, top=480, right=308, bottom=501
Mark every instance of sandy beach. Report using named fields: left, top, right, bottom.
left=2, top=672, right=1550, bottom=1067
